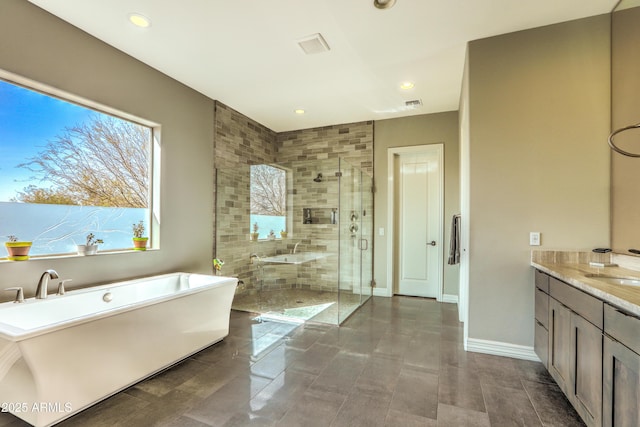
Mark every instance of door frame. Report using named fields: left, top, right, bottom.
left=386, top=144, right=444, bottom=300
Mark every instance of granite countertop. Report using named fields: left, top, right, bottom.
left=532, top=260, right=640, bottom=317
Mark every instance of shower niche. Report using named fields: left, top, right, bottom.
left=302, top=207, right=338, bottom=224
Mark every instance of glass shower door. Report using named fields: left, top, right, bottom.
left=360, top=169, right=373, bottom=306
left=338, top=159, right=373, bottom=324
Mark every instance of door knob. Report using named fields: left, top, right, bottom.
left=428, top=241, right=436, bottom=246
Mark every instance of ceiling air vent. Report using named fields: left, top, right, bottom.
left=297, top=33, right=331, bottom=55
left=405, top=99, right=423, bottom=108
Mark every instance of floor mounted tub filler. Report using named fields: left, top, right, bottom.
left=0, top=272, right=237, bottom=427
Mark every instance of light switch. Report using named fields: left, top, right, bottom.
left=379, top=227, right=385, bottom=236
left=529, top=232, right=541, bottom=246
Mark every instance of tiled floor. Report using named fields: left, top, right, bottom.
left=0, top=296, right=584, bottom=426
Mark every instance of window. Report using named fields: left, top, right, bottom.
left=0, top=73, right=156, bottom=257
left=250, top=164, right=286, bottom=239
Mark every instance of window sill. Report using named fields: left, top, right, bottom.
left=0, top=248, right=158, bottom=263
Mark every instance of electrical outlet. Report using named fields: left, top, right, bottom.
left=529, top=232, right=541, bottom=246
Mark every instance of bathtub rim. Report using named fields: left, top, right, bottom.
left=0, top=272, right=237, bottom=342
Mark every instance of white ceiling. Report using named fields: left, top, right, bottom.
left=28, top=0, right=616, bottom=132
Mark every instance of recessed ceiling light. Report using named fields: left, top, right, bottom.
left=128, top=13, right=151, bottom=28
left=373, top=0, right=397, bottom=10
left=294, top=109, right=306, bottom=115
left=400, top=82, right=415, bottom=90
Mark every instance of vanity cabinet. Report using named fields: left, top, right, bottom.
left=534, top=270, right=550, bottom=367
left=543, top=275, right=603, bottom=427
left=534, top=267, right=640, bottom=426
left=602, top=304, right=640, bottom=427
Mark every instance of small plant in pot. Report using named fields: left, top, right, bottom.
left=132, top=221, right=148, bottom=251
left=280, top=229, right=288, bottom=239
left=213, top=258, right=224, bottom=276
left=250, top=222, right=260, bottom=241
left=4, top=235, right=32, bottom=261
left=77, top=233, right=103, bottom=256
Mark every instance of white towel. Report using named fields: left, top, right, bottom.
left=447, top=214, right=461, bottom=265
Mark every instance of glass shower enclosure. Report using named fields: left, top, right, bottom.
left=215, top=158, right=372, bottom=325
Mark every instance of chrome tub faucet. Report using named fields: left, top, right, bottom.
left=36, top=269, right=59, bottom=299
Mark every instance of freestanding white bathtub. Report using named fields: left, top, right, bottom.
left=0, top=272, right=237, bottom=427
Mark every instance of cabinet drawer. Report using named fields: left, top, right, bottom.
left=534, top=320, right=548, bottom=368
left=535, top=287, right=549, bottom=328
left=535, top=270, right=550, bottom=293
left=550, top=277, right=603, bottom=329
left=604, top=304, right=640, bottom=355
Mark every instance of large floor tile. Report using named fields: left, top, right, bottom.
left=276, top=389, right=346, bottom=427
left=308, top=350, right=369, bottom=396
left=522, top=380, right=585, bottom=427
left=389, top=367, right=439, bottom=420
left=482, top=383, right=542, bottom=426
left=438, top=364, right=486, bottom=413
left=355, top=354, right=404, bottom=394
left=330, top=384, right=393, bottom=427
left=436, top=403, right=491, bottom=427
left=248, top=370, right=317, bottom=421
left=185, top=375, right=272, bottom=426
left=384, top=409, right=437, bottom=427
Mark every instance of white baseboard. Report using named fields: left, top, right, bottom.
left=440, top=294, right=458, bottom=304
left=372, top=287, right=392, bottom=297
left=466, top=338, right=541, bottom=362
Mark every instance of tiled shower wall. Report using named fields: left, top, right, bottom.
left=277, top=122, right=374, bottom=293
left=277, top=121, right=373, bottom=175
left=213, top=102, right=282, bottom=293
left=214, top=101, right=374, bottom=293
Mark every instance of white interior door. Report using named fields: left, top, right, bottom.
left=397, top=146, right=443, bottom=298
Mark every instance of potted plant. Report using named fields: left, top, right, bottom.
left=280, top=229, right=288, bottom=239
left=77, top=233, right=103, bottom=256
left=4, top=235, right=32, bottom=261
left=213, top=258, right=224, bottom=276
left=251, top=222, right=260, bottom=241
left=132, top=221, right=148, bottom=251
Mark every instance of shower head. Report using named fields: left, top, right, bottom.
left=313, top=173, right=323, bottom=182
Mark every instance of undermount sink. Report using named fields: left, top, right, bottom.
left=584, top=273, right=640, bottom=287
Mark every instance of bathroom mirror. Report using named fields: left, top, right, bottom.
left=610, top=0, right=640, bottom=253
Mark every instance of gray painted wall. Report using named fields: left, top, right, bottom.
left=0, top=0, right=215, bottom=300
left=373, top=112, right=461, bottom=297
left=463, top=15, right=611, bottom=347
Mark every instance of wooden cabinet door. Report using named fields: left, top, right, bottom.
left=534, top=320, right=548, bottom=368
left=535, top=287, right=549, bottom=328
left=603, top=336, right=640, bottom=427
left=570, top=312, right=602, bottom=427
left=549, top=298, right=571, bottom=394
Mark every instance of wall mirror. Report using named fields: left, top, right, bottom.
left=610, top=0, right=640, bottom=253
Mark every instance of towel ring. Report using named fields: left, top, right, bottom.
left=608, top=123, right=640, bottom=157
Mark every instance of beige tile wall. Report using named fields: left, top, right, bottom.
left=214, top=102, right=374, bottom=294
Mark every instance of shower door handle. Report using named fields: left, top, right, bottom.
left=359, top=239, right=369, bottom=250
left=428, top=241, right=436, bottom=246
